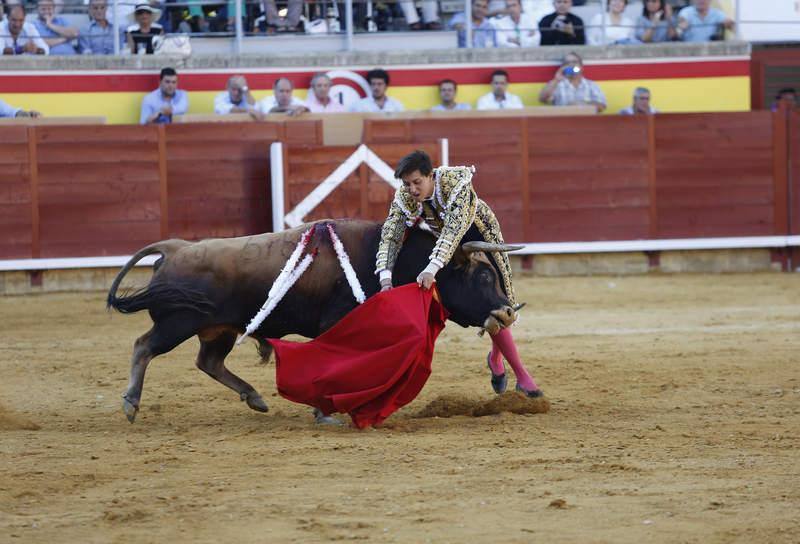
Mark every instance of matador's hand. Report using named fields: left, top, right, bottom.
left=416, top=271, right=435, bottom=290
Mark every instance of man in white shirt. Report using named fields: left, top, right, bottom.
left=476, top=70, right=524, bottom=110
left=349, top=69, right=405, bottom=113
left=431, top=79, right=471, bottom=111
left=256, top=78, right=307, bottom=116
left=493, top=0, right=540, bottom=48
left=304, top=73, right=345, bottom=113
left=214, top=75, right=263, bottom=119
left=1, top=5, right=49, bottom=55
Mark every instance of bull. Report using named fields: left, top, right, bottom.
left=107, top=219, right=521, bottom=423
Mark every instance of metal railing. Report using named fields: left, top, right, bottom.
left=0, top=0, right=797, bottom=55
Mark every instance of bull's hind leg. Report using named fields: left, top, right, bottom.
left=195, top=330, right=269, bottom=413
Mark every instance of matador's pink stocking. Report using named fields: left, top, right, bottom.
left=490, top=328, right=539, bottom=392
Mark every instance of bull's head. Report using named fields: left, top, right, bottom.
left=436, top=241, right=524, bottom=334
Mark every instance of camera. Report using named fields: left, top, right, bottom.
left=563, top=65, right=582, bottom=77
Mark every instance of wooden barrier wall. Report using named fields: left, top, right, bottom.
left=0, top=120, right=321, bottom=259
left=285, top=143, right=439, bottom=224
left=0, top=112, right=796, bottom=261
left=365, top=112, right=792, bottom=244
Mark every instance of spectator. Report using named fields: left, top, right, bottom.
left=493, top=0, right=540, bottom=48
left=33, top=0, right=77, bottom=55
left=448, top=0, right=496, bottom=48
left=431, top=79, right=471, bottom=111
left=126, top=3, right=164, bottom=54
left=305, top=73, right=346, bottom=113
left=398, top=0, right=441, bottom=30
left=635, top=0, right=677, bottom=43
left=619, top=87, right=657, bottom=114
left=257, top=78, right=308, bottom=115
left=539, top=52, right=606, bottom=113
left=476, top=70, right=524, bottom=110
left=0, top=98, right=41, bottom=118
left=349, top=69, right=405, bottom=113
left=214, top=75, right=263, bottom=119
left=140, top=67, right=189, bottom=124
left=255, top=0, right=303, bottom=33
left=1, top=5, right=49, bottom=55
left=772, top=88, right=797, bottom=112
left=676, top=0, right=733, bottom=42
left=539, top=0, right=585, bottom=46
left=79, top=0, right=119, bottom=55
left=587, top=0, right=635, bottom=45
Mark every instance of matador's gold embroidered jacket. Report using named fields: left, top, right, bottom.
left=375, top=165, right=516, bottom=304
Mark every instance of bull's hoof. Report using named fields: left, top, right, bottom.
left=487, top=353, right=507, bottom=394
left=241, top=392, right=269, bottom=413
left=122, top=396, right=139, bottom=423
left=313, top=408, right=343, bottom=426
left=515, top=383, right=544, bottom=398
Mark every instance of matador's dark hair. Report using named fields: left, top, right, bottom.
left=395, top=150, right=433, bottom=179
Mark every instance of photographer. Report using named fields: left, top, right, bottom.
left=538, top=0, right=585, bottom=46
left=539, top=52, right=606, bottom=113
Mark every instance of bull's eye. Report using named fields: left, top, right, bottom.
left=479, top=271, right=492, bottom=286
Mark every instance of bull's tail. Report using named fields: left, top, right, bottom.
left=107, top=239, right=210, bottom=315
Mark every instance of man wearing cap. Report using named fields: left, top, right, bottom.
left=0, top=99, right=41, bottom=118
left=140, top=67, right=189, bottom=124
left=126, top=3, right=163, bottom=54
left=214, top=75, right=264, bottom=119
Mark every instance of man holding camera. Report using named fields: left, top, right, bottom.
left=538, top=0, right=585, bottom=46
left=539, top=52, right=606, bottom=113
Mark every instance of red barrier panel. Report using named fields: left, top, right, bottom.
left=528, top=115, right=652, bottom=242
left=654, top=112, right=777, bottom=238
left=36, top=125, right=162, bottom=257
left=0, top=127, right=33, bottom=259
left=791, top=110, right=800, bottom=236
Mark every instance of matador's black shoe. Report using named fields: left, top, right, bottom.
left=515, top=383, right=544, bottom=398
left=487, top=352, right=507, bottom=394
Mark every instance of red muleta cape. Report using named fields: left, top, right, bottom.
left=269, top=284, right=448, bottom=428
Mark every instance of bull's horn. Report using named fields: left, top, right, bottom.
left=461, top=241, right=524, bottom=254
left=513, top=303, right=526, bottom=312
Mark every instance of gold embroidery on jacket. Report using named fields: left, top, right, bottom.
left=376, top=166, right=515, bottom=304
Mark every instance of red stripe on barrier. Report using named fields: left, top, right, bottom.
left=0, top=60, right=749, bottom=93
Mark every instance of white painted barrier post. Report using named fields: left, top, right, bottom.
left=270, top=142, right=285, bottom=233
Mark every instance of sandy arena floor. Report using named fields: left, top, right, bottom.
left=1, top=273, right=799, bottom=543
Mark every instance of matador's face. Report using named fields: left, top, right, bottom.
left=402, top=170, right=435, bottom=203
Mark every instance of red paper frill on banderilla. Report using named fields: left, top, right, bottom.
left=269, top=284, right=449, bottom=429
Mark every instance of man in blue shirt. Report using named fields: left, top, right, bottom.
left=431, top=79, right=472, bottom=111
left=33, top=0, right=78, bottom=55
left=0, top=99, right=41, bottom=118
left=447, top=0, right=496, bottom=48
left=140, top=67, right=189, bottom=124
left=79, top=0, right=120, bottom=55
left=677, top=0, right=733, bottom=42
